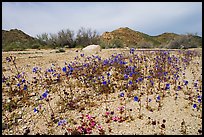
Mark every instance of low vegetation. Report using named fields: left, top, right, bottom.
left=2, top=27, right=202, bottom=51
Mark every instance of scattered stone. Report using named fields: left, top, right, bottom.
left=82, top=45, right=101, bottom=54
left=7, top=99, right=11, bottom=103
left=29, top=92, right=36, bottom=97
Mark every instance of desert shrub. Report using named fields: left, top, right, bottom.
left=75, top=45, right=84, bottom=49
left=167, top=34, right=199, bottom=49
left=31, top=43, right=41, bottom=49
left=3, top=42, right=26, bottom=51
left=36, top=28, right=99, bottom=49
left=75, top=27, right=100, bottom=48
left=109, top=39, right=123, bottom=48
left=100, top=39, right=123, bottom=49
left=128, top=44, right=136, bottom=48
left=99, top=40, right=107, bottom=49
left=137, top=41, right=153, bottom=49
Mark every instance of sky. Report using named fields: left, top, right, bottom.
left=2, top=2, right=202, bottom=37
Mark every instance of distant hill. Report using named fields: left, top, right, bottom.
left=152, top=32, right=179, bottom=45
left=2, top=29, right=43, bottom=51
left=100, top=27, right=160, bottom=47
left=100, top=27, right=202, bottom=49
left=2, top=27, right=202, bottom=51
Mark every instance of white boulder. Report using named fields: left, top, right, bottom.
left=82, top=45, right=101, bottom=54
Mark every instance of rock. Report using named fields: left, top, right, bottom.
left=29, top=92, right=36, bottom=97
left=35, top=97, right=39, bottom=101
left=23, top=126, right=27, bottom=130
left=125, top=47, right=130, bottom=50
left=82, top=45, right=101, bottom=55
left=7, top=99, right=11, bottom=103
left=18, top=111, right=23, bottom=115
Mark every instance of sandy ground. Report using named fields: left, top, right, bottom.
left=2, top=48, right=202, bottom=135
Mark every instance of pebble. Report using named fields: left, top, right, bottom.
left=29, top=92, right=36, bottom=97
left=23, top=126, right=27, bottom=130
left=35, top=97, right=39, bottom=101
left=7, top=99, right=11, bottom=103
left=18, top=111, right=23, bottom=115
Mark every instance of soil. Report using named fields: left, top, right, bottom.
left=2, top=48, right=202, bottom=135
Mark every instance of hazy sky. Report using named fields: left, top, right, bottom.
left=2, top=2, right=202, bottom=37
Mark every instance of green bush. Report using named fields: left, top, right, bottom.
left=137, top=41, right=153, bottom=49
left=166, top=34, right=199, bottom=49
left=100, top=39, right=123, bottom=49
left=3, top=42, right=26, bottom=51
left=31, top=43, right=41, bottom=49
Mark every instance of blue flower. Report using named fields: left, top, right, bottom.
left=138, top=77, right=143, bottom=82
left=165, top=83, right=170, bottom=90
left=108, top=79, right=110, bottom=84
left=107, top=72, right=111, bottom=77
left=69, top=67, right=74, bottom=72
left=80, top=54, right=84, bottom=57
left=124, top=74, right=128, bottom=79
left=62, top=66, right=67, bottom=72
left=147, top=76, right=152, bottom=79
left=194, top=83, right=198, bottom=87
left=150, top=80, right=154, bottom=86
left=134, top=96, right=139, bottom=102
left=130, top=48, right=135, bottom=54
left=177, top=86, right=182, bottom=90
left=42, top=90, right=48, bottom=99
left=184, top=80, right=188, bottom=85
left=164, top=72, right=168, bottom=76
left=193, top=104, right=197, bottom=108
left=129, top=80, right=133, bottom=85
left=17, top=83, right=20, bottom=87
left=23, top=85, right=27, bottom=90
left=58, top=119, right=67, bottom=126
left=198, top=99, right=201, bottom=103
left=22, top=79, right=26, bottom=83
left=6, top=57, right=11, bottom=62
left=120, top=92, right=124, bottom=97
left=135, top=79, right=138, bottom=83
left=157, top=96, right=160, bottom=100
left=34, top=108, right=38, bottom=113
left=17, top=74, right=21, bottom=79
left=32, top=67, right=38, bottom=73
left=102, top=81, right=107, bottom=85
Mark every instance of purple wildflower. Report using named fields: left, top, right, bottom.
left=134, top=96, right=139, bottom=102
left=120, top=92, right=124, bottom=97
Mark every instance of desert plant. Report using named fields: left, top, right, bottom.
left=75, top=27, right=100, bottom=47
left=137, top=41, right=153, bottom=49
left=166, top=33, right=199, bottom=49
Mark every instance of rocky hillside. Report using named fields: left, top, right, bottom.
left=101, top=27, right=160, bottom=47
left=2, top=29, right=43, bottom=51
left=100, top=27, right=202, bottom=48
